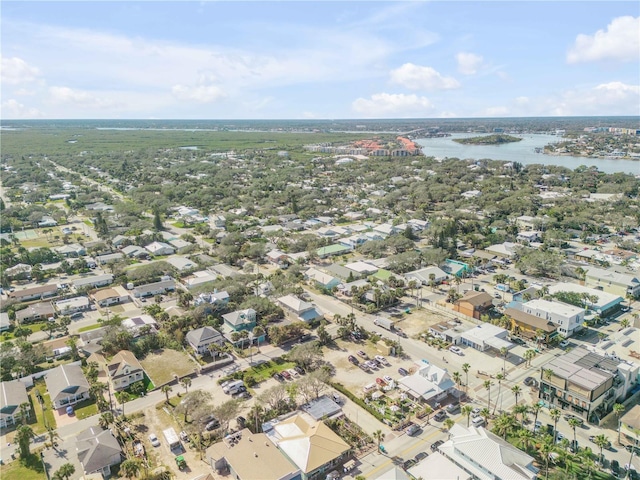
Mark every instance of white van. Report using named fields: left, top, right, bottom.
left=363, top=383, right=377, bottom=393
left=472, top=416, right=485, bottom=427
left=223, top=380, right=245, bottom=395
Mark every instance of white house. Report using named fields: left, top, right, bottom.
left=397, top=362, right=456, bottom=404
left=520, top=298, right=584, bottom=337
left=145, top=241, right=175, bottom=256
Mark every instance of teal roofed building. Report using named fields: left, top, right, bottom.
left=316, top=244, right=351, bottom=259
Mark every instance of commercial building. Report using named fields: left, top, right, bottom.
left=519, top=298, right=584, bottom=337
left=547, top=282, right=624, bottom=316
left=585, top=267, right=640, bottom=298
left=459, top=324, right=513, bottom=352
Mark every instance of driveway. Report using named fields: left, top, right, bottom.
left=53, top=407, right=79, bottom=428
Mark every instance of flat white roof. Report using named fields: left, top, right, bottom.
left=547, top=283, right=623, bottom=308
left=524, top=298, right=584, bottom=317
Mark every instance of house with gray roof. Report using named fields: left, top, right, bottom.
left=0, top=380, right=30, bottom=428
left=45, top=364, right=90, bottom=409
left=277, top=295, right=323, bottom=323
left=0, top=312, right=11, bottom=332
left=73, top=274, right=114, bottom=290
left=76, top=426, right=123, bottom=476
left=186, top=326, right=225, bottom=355
left=132, top=279, right=175, bottom=298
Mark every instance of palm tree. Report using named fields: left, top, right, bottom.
left=500, top=346, right=509, bottom=375
left=513, top=404, right=529, bottom=423
left=55, top=463, right=76, bottom=480
left=568, top=417, right=581, bottom=449
left=550, top=408, right=561, bottom=442
left=422, top=405, right=433, bottom=424
left=511, top=385, right=522, bottom=406
left=161, top=384, right=173, bottom=403
left=493, top=412, right=515, bottom=439
left=483, top=380, right=493, bottom=411
left=117, top=391, right=131, bottom=419
left=46, top=426, right=60, bottom=449
left=530, top=404, right=542, bottom=433
left=19, top=402, right=31, bottom=425
left=613, top=403, right=625, bottom=444
left=15, top=425, right=35, bottom=458
left=98, top=412, right=114, bottom=429
left=372, top=429, right=384, bottom=452
left=516, top=428, right=534, bottom=454
left=252, top=325, right=265, bottom=351
left=593, top=434, right=609, bottom=467
left=462, top=363, right=471, bottom=394
left=480, top=407, right=490, bottom=426
left=462, top=405, right=473, bottom=427
left=443, top=418, right=455, bottom=431
left=524, top=349, right=536, bottom=367
left=579, top=446, right=596, bottom=479
left=120, top=458, right=141, bottom=479
left=181, top=377, right=192, bottom=393
left=620, top=318, right=631, bottom=329
left=536, top=437, right=555, bottom=480
left=452, top=371, right=462, bottom=392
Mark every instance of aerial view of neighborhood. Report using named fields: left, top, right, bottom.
left=0, top=116, right=639, bottom=480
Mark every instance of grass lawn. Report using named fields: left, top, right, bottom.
left=249, top=359, right=297, bottom=382
left=0, top=453, right=45, bottom=480
left=29, top=383, right=56, bottom=433
left=74, top=399, right=98, bottom=419
left=2, top=322, right=49, bottom=342
left=77, top=323, right=102, bottom=333
left=140, top=349, right=196, bottom=386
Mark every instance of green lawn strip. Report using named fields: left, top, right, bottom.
left=0, top=453, right=45, bottom=480
left=29, top=383, right=56, bottom=433
left=77, top=323, right=102, bottom=333
left=73, top=399, right=98, bottom=419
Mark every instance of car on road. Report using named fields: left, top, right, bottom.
left=149, top=434, right=160, bottom=447
left=348, top=355, right=359, bottom=365
left=406, top=424, right=420, bottom=436
left=494, top=292, right=501, bottom=298
left=559, top=340, right=569, bottom=348
left=434, top=411, right=447, bottom=422
left=446, top=403, right=460, bottom=414
left=402, top=459, right=416, bottom=471
left=430, top=440, right=444, bottom=452
left=237, top=416, right=246, bottom=428
left=357, top=350, right=369, bottom=359
left=471, top=407, right=481, bottom=416
left=398, top=367, right=409, bottom=376
left=414, top=452, right=429, bottom=462
left=523, top=377, right=537, bottom=387
left=611, top=460, right=620, bottom=477
left=449, top=346, right=464, bottom=356
left=569, top=439, right=578, bottom=453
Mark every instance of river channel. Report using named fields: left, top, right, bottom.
left=414, top=133, right=639, bottom=175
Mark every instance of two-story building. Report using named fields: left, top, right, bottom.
left=45, top=364, right=90, bottom=409
left=186, top=326, right=225, bottom=355
left=584, top=267, right=640, bottom=299
left=520, top=298, right=584, bottom=337
left=107, top=350, right=145, bottom=391
left=0, top=380, right=30, bottom=428
left=277, top=295, right=323, bottom=323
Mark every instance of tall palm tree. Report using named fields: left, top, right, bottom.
left=493, top=373, right=504, bottom=415
left=516, top=428, right=534, bottom=454
left=443, top=418, right=455, bottom=431
left=513, top=404, right=529, bottom=423
left=161, top=385, right=173, bottom=403
left=524, top=349, right=536, bottom=367
left=483, top=380, right=493, bottom=411
left=462, top=363, right=471, bottom=395
left=55, top=463, right=76, bottom=480
left=462, top=405, right=473, bottom=427
left=493, top=412, right=516, bottom=439
left=549, top=408, right=561, bottom=443
left=593, top=434, right=610, bottom=467
left=480, top=408, right=490, bottom=427
left=613, top=403, right=625, bottom=444
left=47, top=426, right=60, bottom=449
left=15, top=425, right=35, bottom=458
left=568, top=417, right=581, bottom=449
left=536, top=437, right=555, bottom=480
left=181, top=377, right=192, bottom=393
left=120, top=458, right=141, bottom=480
left=19, top=402, right=31, bottom=425
left=511, top=385, right=522, bottom=406
left=452, top=371, right=462, bottom=392
left=530, top=403, right=542, bottom=433
left=372, top=429, right=384, bottom=452
left=500, top=346, right=509, bottom=375
left=117, top=391, right=131, bottom=419
left=98, top=412, right=114, bottom=429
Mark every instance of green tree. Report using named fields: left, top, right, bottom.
left=120, top=458, right=141, bottom=480
left=462, top=362, right=471, bottom=394
left=181, top=377, right=192, bottom=393
left=161, top=384, right=173, bottom=403
left=511, top=385, right=522, bottom=406
left=54, top=463, right=76, bottom=480
left=152, top=207, right=163, bottom=231
left=568, top=417, right=581, bottom=449
left=550, top=408, right=561, bottom=443
left=15, top=425, right=35, bottom=458
left=462, top=405, right=473, bottom=427
left=483, top=380, right=493, bottom=411
left=443, top=417, right=455, bottom=431
left=593, top=434, right=610, bottom=466
left=373, top=429, right=384, bottom=451
left=613, top=403, right=625, bottom=444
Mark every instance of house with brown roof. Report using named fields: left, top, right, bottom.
left=107, top=350, right=145, bottom=391
left=505, top=307, right=557, bottom=342
left=16, top=301, right=56, bottom=323
left=91, top=286, right=130, bottom=308
left=265, top=413, right=352, bottom=480
left=452, top=291, right=494, bottom=320
left=8, top=284, right=58, bottom=302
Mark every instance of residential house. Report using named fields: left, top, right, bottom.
left=0, top=312, right=10, bottom=332
left=76, top=426, right=123, bottom=476
left=194, top=290, right=230, bottom=307
left=439, top=424, right=538, bottom=480
left=459, top=324, right=513, bottom=352
left=55, top=243, right=86, bottom=257
left=221, top=309, right=265, bottom=346
left=95, top=252, right=125, bottom=265
left=452, top=291, right=494, bottom=320
left=16, top=302, right=56, bottom=323
left=132, top=279, right=175, bottom=298
left=520, top=298, right=584, bottom=337
left=92, top=286, right=130, bottom=308
left=73, top=274, right=114, bottom=290
left=45, top=364, right=90, bottom=409
left=505, top=308, right=557, bottom=342
left=166, top=255, right=197, bottom=272
left=111, top=235, right=130, bottom=248
left=107, top=350, right=145, bottom=391
left=267, top=249, right=289, bottom=266
left=54, top=296, right=90, bottom=315
left=0, top=380, right=30, bottom=428
left=257, top=280, right=275, bottom=296
left=485, top=242, right=518, bottom=258
left=121, top=245, right=148, bottom=259
left=278, top=295, right=323, bottom=322
left=145, top=241, right=175, bottom=256
left=186, top=326, right=225, bottom=355
left=404, top=266, right=448, bottom=286
left=517, top=231, right=542, bottom=243
left=344, top=261, right=379, bottom=276
left=304, top=268, right=340, bottom=290
left=183, top=270, right=218, bottom=290
left=397, top=362, right=456, bottom=405
left=264, top=413, right=352, bottom=480
left=121, top=315, right=158, bottom=337
left=8, top=284, right=58, bottom=302
left=443, top=259, right=472, bottom=278
left=38, top=216, right=58, bottom=227
left=316, top=244, right=351, bottom=259
left=209, top=264, right=240, bottom=278
left=207, top=429, right=301, bottom=480
left=585, top=267, right=640, bottom=298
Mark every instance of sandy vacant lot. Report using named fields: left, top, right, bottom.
left=141, top=349, right=197, bottom=386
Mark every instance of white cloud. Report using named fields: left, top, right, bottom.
left=352, top=93, right=433, bottom=117
left=567, top=16, right=640, bottom=63
left=389, top=63, right=460, bottom=90
left=456, top=52, right=484, bottom=75
left=172, top=84, right=226, bottom=103
left=48, top=86, right=118, bottom=109
left=1, top=99, right=44, bottom=118
left=1, top=56, right=40, bottom=85
left=482, top=106, right=510, bottom=117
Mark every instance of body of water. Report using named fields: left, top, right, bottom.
left=415, top=133, right=639, bottom=175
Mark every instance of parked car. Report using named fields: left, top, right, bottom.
left=357, top=350, right=369, bottom=359
left=402, top=459, right=416, bottom=471
left=376, top=377, right=386, bottom=386
left=471, top=407, right=481, bottom=416
left=534, top=420, right=542, bottom=432
left=237, top=416, right=246, bottom=428
left=205, top=419, right=220, bottom=431
left=611, top=460, right=620, bottom=476
left=383, top=375, right=393, bottom=384
left=365, top=360, right=378, bottom=370
left=272, top=372, right=284, bottom=381
left=287, top=368, right=300, bottom=378
left=375, top=355, right=389, bottom=365
left=406, top=424, right=420, bottom=436
left=434, top=411, right=447, bottom=422
left=430, top=440, right=444, bottom=452
left=414, top=452, right=429, bottom=462
left=523, top=377, right=537, bottom=387
left=398, top=367, right=409, bottom=376
left=559, top=340, right=569, bottom=348
left=569, top=439, right=579, bottom=453
left=180, top=430, right=189, bottom=442
left=280, top=370, right=292, bottom=380
left=449, top=346, right=464, bottom=356
left=348, top=355, right=359, bottom=365
left=294, top=366, right=305, bottom=375
left=446, top=403, right=460, bottom=414
left=149, top=434, right=160, bottom=447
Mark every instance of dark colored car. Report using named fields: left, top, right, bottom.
left=434, top=411, right=447, bottom=422
left=348, top=355, right=359, bottom=365
left=272, top=372, right=284, bottom=381
left=406, top=424, right=420, bottom=436
left=430, top=440, right=444, bottom=452
left=398, top=367, right=409, bottom=376
left=294, top=366, right=305, bottom=375
left=237, top=416, right=246, bottom=428
left=414, top=452, right=429, bottom=462
left=611, top=460, right=620, bottom=476
left=402, top=459, right=416, bottom=471
left=205, top=419, right=220, bottom=431
left=523, top=377, right=537, bottom=387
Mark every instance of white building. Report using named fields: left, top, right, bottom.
left=520, top=298, right=584, bottom=337
left=397, top=361, right=456, bottom=404
left=459, top=324, right=512, bottom=352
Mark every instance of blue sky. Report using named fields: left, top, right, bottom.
left=1, top=1, right=639, bottom=119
